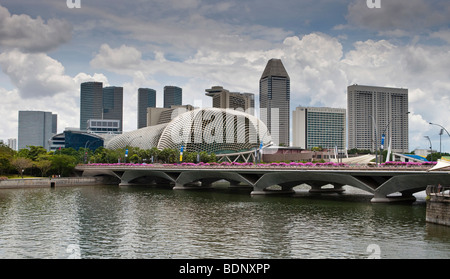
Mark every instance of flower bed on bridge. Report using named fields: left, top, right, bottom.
left=83, top=161, right=437, bottom=169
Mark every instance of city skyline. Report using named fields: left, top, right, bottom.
left=0, top=1, right=450, bottom=152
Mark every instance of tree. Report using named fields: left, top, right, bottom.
left=11, top=157, right=33, bottom=178
left=49, top=155, right=77, bottom=177
left=0, top=144, right=15, bottom=175
left=35, top=157, right=52, bottom=177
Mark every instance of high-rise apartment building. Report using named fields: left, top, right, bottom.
left=347, top=85, right=409, bottom=153
left=7, top=138, right=17, bottom=151
left=137, top=88, right=156, bottom=129
left=164, top=86, right=182, bottom=108
left=18, top=111, right=57, bottom=150
left=292, top=106, right=346, bottom=150
left=102, top=86, right=123, bottom=132
left=259, top=59, right=290, bottom=146
left=80, top=81, right=103, bottom=131
left=205, top=86, right=254, bottom=113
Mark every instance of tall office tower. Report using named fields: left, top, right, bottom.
left=293, top=106, right=346, bottom=150
left=164, top=86, right=182, bottom=108
left=137, top=88, right=156, bottom=129
left=259, top=59, right=290, bottom=146
left=80, top=81, right=103, bottom=131
left=18, top=111, right=56, bottom=150
left=205, top=86, right=255, bottom=113
left=347, top=85, right=409, bottom=153
left=102, top=86, right=123, bottom=132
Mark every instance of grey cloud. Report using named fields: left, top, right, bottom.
left=346, top=0, right=450, bottom=33
left=0, top=5, right=72, bottom=52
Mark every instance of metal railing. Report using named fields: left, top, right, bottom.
left=426, top=185, right=450, bottom=198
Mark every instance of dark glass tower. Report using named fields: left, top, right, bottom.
left=163, top=86, right=182, bottom=108
left=137, top=88, right=156, bottom=129
left=102, top=86, right=123, bottom=132
left=259, top=59, right=290, bottom=146
left=80, top=82, right=103, bottom=131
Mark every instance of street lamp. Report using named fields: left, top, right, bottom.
left=379, top=112, right=410, bottom=162
left=424, top=136, right=433, bottom=159
left=369, top=115, right=378, bottom=165
left=429, top=123, right=450, bottom=137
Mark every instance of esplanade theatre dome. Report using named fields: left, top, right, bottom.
left=106, top=108, right=272, bottom=156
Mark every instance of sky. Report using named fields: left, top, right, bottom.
left=0, top=0, right=449, bottom=152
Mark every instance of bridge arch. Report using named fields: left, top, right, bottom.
left=174, top=171, right=258, bottom=189
left=252, top=171, right=376, bottom=195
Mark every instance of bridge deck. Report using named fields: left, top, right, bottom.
left=75, top=164, right=450, bottom=203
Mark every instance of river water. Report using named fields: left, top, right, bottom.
left=0, top=184, right=449, bottom=259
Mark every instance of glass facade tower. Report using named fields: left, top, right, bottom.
left=102, top=86, right=123, bottom=132
left=80, top=81, right=103, bottom=131
left=259, top=59, right=290, bottom=146
left=163, top=86, right=182, bottom=108
left=137, top=88, right=156, bottom=128
left=18, top=111, right=56, bottom=150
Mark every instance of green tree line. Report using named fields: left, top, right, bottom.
left=0, top=144, right=216, bottom=178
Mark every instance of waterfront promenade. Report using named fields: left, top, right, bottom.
left=75, top=162, right=450, bottom=203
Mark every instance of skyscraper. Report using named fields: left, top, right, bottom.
left=18, top=111, right=56, bottom=150
left=259, top=59, right=290, bottom=146
left=137, top=88, right=156, bottom=129
left=80, top=82, right=124, bottom=132
left=347, top=84, right=409, bottom=153
left=164, top=86, right=182, bottom=108
left=80, top=81, right=103, bottom=131
left=292, top=106, right=346, bottom=150
left=102, top=86, right=123, bottom=132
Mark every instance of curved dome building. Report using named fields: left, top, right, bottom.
left=106, top=108, right=272, bottom=158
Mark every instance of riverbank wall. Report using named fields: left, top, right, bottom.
left=426, top=185, right=450, bottom=226
left=0, top=176, right=111, bottom=189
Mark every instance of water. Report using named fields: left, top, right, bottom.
left=0, top=184, right=449, bottom=259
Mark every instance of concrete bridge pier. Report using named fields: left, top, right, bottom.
left=309, top=183, right=345, bottom=194
left=370, top=192, right=416, bottom=203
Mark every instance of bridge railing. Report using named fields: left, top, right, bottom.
left=426, top=185, right=450, bottom=198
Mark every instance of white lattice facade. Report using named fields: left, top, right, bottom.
left=106, top=108, right=272, bottom=156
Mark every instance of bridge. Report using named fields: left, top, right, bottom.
left=74, top=164, right=450, bottom=203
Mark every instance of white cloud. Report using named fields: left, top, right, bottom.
left=0, top=49, right=75, bottom=99
left=90, top=44, right=143, bottom=71
left=0, top=4, right=72, bottom=52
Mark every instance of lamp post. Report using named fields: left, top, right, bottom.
left=429, top=122, right=450, bottom=154
left=369, top=115, right=378, bottom=165
left=424, top=136, right=432, bottom=159
left=379, top=112, right=410, bottom=162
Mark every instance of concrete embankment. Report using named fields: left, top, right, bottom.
left=0, top=177, right=109, bottom=189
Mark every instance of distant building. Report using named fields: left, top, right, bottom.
left=205, top=86, right=254, bottom=113
left=87, top=119, right=121, bottom=134
left=102, top=86, right=123, bottom=132
left=49, top=129, right=104, bottom=152
left=164, top=86, right=182, bottom=108
left=260, top=59, right=290, bottom=146
left=292, top=106, right=346, bottom=151
left=7, top=138, right=17, bottom=151
left=137, top=88, right=156, bottom=129
left=18, top=111, right=57, bottom=150
left=347, top=84, right=409, bottom=153
left=147, top=105, right=195, bottom=127
left=80, top=81, right=103, bottom=131
left=80, top=82, right=123, bottom=132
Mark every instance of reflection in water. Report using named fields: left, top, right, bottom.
left=0, top=185, right=448, bottom=259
